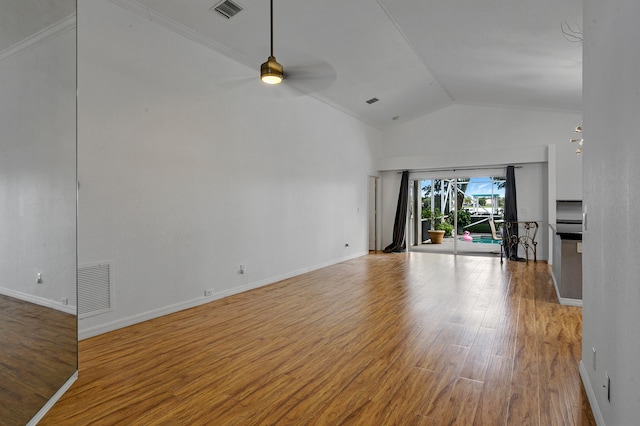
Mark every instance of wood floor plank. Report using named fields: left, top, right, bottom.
left=473, top=355, right=512, bottom=425
left=507, top=267, right=541, bottom=425
left=41, top=253, right=596, bottom=425
left=415, top=345, right=471, bottom=419
left=438, top=377, right=484, bottom=426
left=459, top=326, right=498, bottom=381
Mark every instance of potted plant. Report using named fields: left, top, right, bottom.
left=426, top=208, right=446, bottom=244
left=437, top=220, right=454, bottom=237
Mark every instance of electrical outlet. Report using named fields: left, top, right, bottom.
left=204, top=289, right=213, bottom=297
left=239, top=264, right=245, bottom=274
left=36, top=272, right=43, bottom=284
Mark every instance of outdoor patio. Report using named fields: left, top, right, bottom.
left=412, top=233, right=504, bottom=256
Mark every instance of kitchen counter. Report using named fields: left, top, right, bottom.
left=550, top=222, right=583, bottom=240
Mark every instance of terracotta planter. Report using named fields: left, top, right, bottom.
left=428, top=230, right=445, bottom=244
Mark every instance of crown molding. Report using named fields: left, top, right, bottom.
left=0, top=14, right=76, bottom=63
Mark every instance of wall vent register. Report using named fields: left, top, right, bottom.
left=211, top=0, right=243, bottom=19
left=78, top=263, right=112, bottom=318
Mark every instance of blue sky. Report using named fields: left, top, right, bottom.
left=421, top=177, right=505, bottom=198
left=463, top=177, right=505, bottom=197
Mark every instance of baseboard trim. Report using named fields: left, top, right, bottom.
left=79, top=251, right=367, bottom=340
left=0, top=287, right=77, bottom=314
left=580, top=360, right=605, bottom=425
left=551, top=271, right=562, bottom=301
left=550, top=272, right=582, bottom=307
left=27, top=371, right=78, bottom=426
left=558, top=296, right=582, bottom=307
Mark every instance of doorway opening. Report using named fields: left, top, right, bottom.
left=409, top=175, right=505, bottom=256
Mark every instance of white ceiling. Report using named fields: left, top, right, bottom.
left=2, top=0, right=583, bottom=129
left=124, top=0, right=583, bottom=128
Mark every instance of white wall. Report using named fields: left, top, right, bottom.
left=0, top=25, right=76, bottom=311
left=381, top=104, right=580, bottom=161
left=378, top=104, right=578, bottom=260
left=581, top=0, right=640, bottom=424
left=557, top=130, right=583, bottom=201
left=77, top=0, right=381, bottom=337
left=381, top=104, right=581, bottom=198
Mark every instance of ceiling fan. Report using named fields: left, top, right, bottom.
left=218, top=0, right=336, bottom=95
left=260, top=0, right=283, bottom=84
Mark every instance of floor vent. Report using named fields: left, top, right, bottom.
left=78, top=263, right=112, bottom=319
left=211, top=0, right=243, bottom=19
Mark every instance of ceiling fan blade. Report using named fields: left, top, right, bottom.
left=221, top=75, right=256, bottom=89
left=284, top=59, right=337, bottom=93
left=270, top=46, right=337, bottom=96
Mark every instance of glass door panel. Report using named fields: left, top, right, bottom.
left=456, top=176, right=505, bottom=256
left=410, top=178, right=456, bottom=254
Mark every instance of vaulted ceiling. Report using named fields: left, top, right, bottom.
left=2, top=0, right=583, bottom=129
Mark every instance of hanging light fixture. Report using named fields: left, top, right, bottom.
left=570, top=123, right=583, bottom=154
left=260, top=0, right=283, bottom=84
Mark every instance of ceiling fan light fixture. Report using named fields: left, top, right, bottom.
left=260, top=0, right=284, bottom=85
left=260, top=55, right=283, bottom=84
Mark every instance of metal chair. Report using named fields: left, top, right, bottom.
left=488, top=218, right=504, bottom=263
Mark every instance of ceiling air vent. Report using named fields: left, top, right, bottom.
left=211, top=0, right=243, bottom=19
left=366, top=97, right=379, bottom=104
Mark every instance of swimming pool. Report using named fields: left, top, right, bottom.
left=458, top=235, right=502, bottom=245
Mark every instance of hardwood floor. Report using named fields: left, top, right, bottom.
left=42, top=252, right=595, bottom=425
left=0, top=295, right=77, bottom=426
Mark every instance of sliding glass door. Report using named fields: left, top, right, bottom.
left=410, top=173, right=505, bottom=257
left=455, top=176, right=505, bottom=255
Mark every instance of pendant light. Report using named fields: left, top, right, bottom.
left=260, top=0, right=283, bottom=84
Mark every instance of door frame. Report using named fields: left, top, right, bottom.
left=368, top=176, right=380, bottom=251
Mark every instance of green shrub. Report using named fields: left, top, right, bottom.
left=436, top=221, right=454, bottom=237
left=457, top=210, right=472, bottom=228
